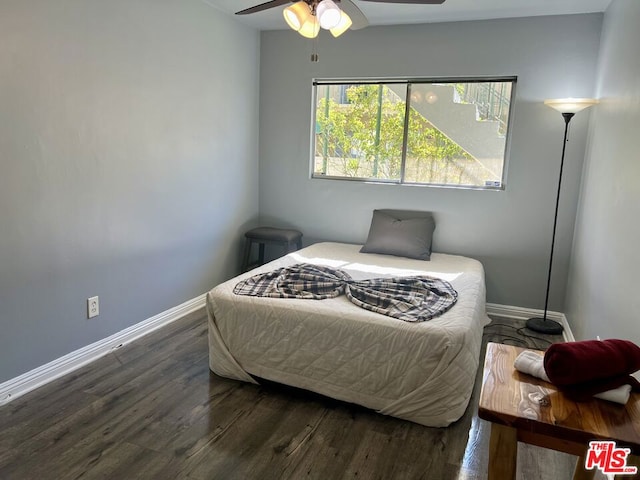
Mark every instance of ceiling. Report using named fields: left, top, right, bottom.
left=202, top=0, right=611, bottom=30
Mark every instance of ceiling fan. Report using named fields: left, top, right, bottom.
left=236, top=0, right=446, bottom=39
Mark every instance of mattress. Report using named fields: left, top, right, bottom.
left=207, top=242, right=490, bottom=427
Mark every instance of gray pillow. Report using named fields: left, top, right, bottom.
left=360, top=210, right=435, bottom=260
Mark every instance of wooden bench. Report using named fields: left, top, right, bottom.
left=478, top=342, right=640, bottom=479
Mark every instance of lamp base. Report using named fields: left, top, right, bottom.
left=526, top=317, right=564, bottom=335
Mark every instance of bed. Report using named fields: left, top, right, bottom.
left=207, top=240, right=489, bottom=427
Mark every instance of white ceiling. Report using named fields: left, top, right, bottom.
left=202, top=0, right=611, bottom=30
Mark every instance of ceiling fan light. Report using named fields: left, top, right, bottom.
left=298, top=15, right=320, bottom=38
left=283, top=1, right=312, bottom=31
left=316, top=0, right=342, bottom=30
left=330, top=11, right=352, bottom=37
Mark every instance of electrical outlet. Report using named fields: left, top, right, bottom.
left=87, top=296, right=99, bottom=318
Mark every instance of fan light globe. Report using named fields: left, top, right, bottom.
left=298, top=15, right=320, bottom=38
left=316, top=0, right=342, bottom=29
left=544, top=98, right=599, bottom=114
left=330, top=10, right=352, bottom=37
left=283, top=1, right=312, bottom=31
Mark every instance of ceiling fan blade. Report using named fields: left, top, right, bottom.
left=358, top=0, right=446, bottom=4
left=339, top=0, right=369, bottom=30
left=236, top=0, right=291, bottom=15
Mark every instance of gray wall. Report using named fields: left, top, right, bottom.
left=0, top=0, right=260, bottom=382
left=258, top=14, right=602, bottom=309
left=565, top=0, right=640, bottom=343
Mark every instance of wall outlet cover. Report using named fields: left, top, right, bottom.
left=88, top=296, right=99, bottom=318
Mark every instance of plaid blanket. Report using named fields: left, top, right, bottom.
left=233, top=263, right=457, bottom=322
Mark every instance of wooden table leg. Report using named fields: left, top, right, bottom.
left=572, top=455, right=595, bottom=480
left=488, top=423, right=517, bottom=480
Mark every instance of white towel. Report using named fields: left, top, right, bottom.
left=514, top=350, right=550, bottom=381
left=514, top=350, right=634, bottom=405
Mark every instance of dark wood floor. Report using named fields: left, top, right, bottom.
left=0, top=310, right=582, bottom=479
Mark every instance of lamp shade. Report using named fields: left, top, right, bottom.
left=298, top=15, right=320, bottom=38
left=330, top=11, right=352, bottom=37
left=283, top=1, right=312, bottom=31
left=316, top=0, right=342, bottom=29
left=544, top=98, right=599, bottom=114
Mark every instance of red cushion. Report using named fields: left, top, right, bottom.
left=543, top=339, right=640, bottom=386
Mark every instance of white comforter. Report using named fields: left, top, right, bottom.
left=207, top=242, right=489, bottom=427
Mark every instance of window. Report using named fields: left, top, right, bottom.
left=312, top=78, right=515, bottom=189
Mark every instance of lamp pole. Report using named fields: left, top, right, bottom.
left=526, top=99, right=597, bottom=335
left=526, top=113, right=573, bottom=334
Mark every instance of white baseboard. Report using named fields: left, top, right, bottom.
left=486, top=303, right=575, bottom=342
left=0, top=293, right=207, bottom=406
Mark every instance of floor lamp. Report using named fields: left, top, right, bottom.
left=526, top=98, right=598, bottom=335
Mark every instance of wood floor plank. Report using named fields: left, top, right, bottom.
left=281, top=406, right=374, bottom=480
left=1, top=375, right=186, bottom=478
left=0, top=311, right=207, bottom=442
left=81, top=320, right=208, bottom=397
left=126, top=380, right=261, bottom=456
left=0, top=386, right=102, bottom=451
left=225, top=398, right=331, bottom=478
left=175, top=392, right=298, bottom=479
left=0, top=312, right=576, bottom=480
left=0, top=350, right=210, bottom=478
